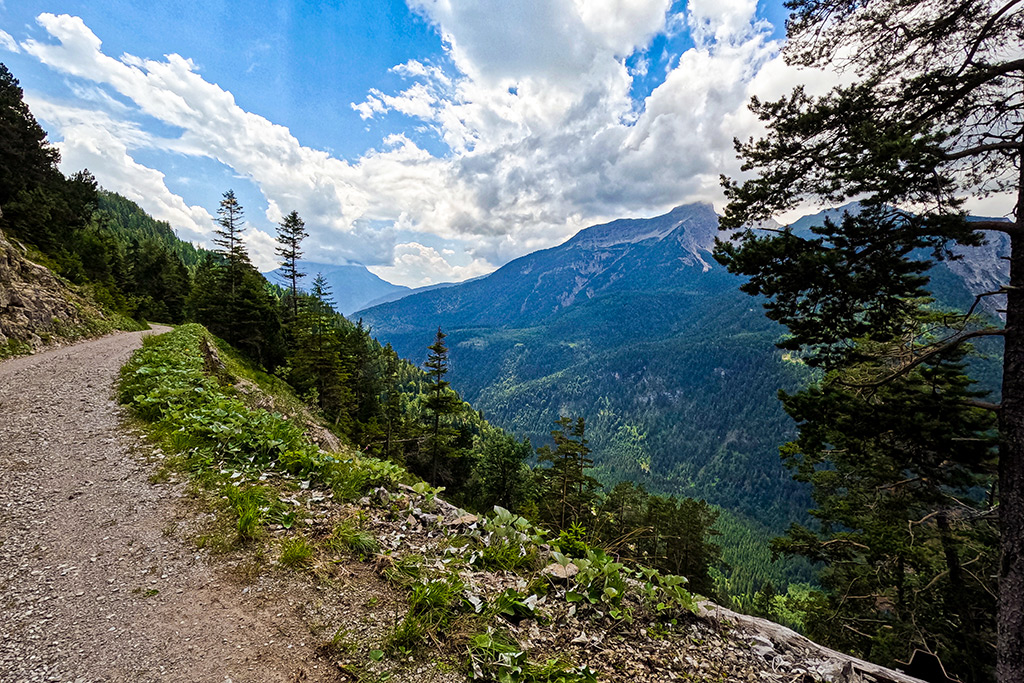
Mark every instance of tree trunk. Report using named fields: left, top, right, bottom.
left=290, top=269, right=298, bottom=320
left=431, top=410, right=439, bottom=483
left=998, top=178, right=1024, bottom=682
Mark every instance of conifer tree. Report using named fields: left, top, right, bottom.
left=474, top=430, right=532, bottom=513
left=537, top=416, right=601, bottom=530
left=190, top=194, right=283, bottom=369
left=275, top=210, right=307, bottom=320
left=767, top=334, right=998, bottom=681
left=289, top=274, right=352, bottom=424
left=209, top=187, right=245, bottom=296
left=717, top=0, right=1023, bottom=678
left=422, top=327, right=463, bottom=485
left=379, top=344, right=405, bottom=460
left=0, top=62, right=59, bottom=208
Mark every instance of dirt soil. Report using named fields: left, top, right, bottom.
left=0, top=329, right=348, bottom=683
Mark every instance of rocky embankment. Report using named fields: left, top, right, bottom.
left=0, top=226, right=111, bottom=356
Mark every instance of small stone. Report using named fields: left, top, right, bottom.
left=542, top=562, right=579, bottom=581
left=444, top=513, right=478, bottom=527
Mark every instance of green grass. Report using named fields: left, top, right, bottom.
left=280, top=536, right=316, bottom=569
left=225, top=486, right=270, bottom=541
left=385, top=574, right=468, bottom=654
left=329, top=520, right=379, bottom=556
left=383, top=554, right=424, bottom=587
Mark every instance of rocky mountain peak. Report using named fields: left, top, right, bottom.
left=566, top=202, right=719, bottom=251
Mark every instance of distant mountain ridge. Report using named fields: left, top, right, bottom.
left=357, top=203, right=800, bottom=522
left=359, top=203, right=736, bottom=334
left=358, top=202, right=1006, bottom=526
left=263, top=261, right=410, bottom=316
left=362, top=278, right=471, bottom=309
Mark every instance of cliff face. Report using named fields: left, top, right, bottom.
left=0, top=226, right=93, bottom=354
left=948, top=229, right=1011, bottom=319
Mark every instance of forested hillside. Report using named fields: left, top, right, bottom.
left=356, top=201, right=1007, bottom=622
left=97, top=191, right=210, bottom=269
left=359, top=203, right=1002, bottom=526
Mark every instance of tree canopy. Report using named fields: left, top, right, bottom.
left=717, top=1, right=1022, bottom=680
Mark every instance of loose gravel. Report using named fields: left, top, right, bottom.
left=0, top=330, right=328, bottom=683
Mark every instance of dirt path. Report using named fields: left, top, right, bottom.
left=0, top=330, right=332, bottom=683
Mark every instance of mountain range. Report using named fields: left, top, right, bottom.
left=356, top=203, right=1006, bottom=529
left=263, top=261, right=410, bottom=316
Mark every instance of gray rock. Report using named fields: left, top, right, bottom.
left=541, top=562, right=578, bottom=581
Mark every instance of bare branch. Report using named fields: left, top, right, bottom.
left=963, top=398, right=1002, bottom=412
left=945, top=141, right=1023, bottom=161
left=838, top=328, right=1006, bottom=389
left=820, top=538, right=872, bottom=550
left=964, top=567, right=1000, bottom=601
left=970, top=219, right=1020, bottom=235
left=957, top=0, right=1024, bottom=77
left=877, top=477, right=923, bottom=491
left=914, top=58, right=1024, bottom=127
left=953, top=288, right=1010, bottom=322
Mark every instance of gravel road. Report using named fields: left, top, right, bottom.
left=0, top=330, right=328, bottom=683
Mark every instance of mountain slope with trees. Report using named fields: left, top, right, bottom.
left=357, top=203, right=1002, bottom=525
left=0, top=58, right=728, bottom=608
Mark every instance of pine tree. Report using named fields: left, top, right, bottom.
left=379, top=344, right=405, bottom=461
left=422, top=327, right=463, bottom=485
left=212, top=189, right=247, bottom=300
left=716, top=1, right=1023, bottom=678
left=289, top=274, right=352, bottom=424
left=768, top=334, right=998, bottom=681
left=0, top=62, right=59, bottom=208
left=474, top=430, right=532, bottom=513
left=536, top=416, right=601, bottom=531
left=126, top=238, right=190, bottom=323
left=275, top=210, right=307, bottom=320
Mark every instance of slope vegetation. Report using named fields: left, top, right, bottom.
left=103, top=324, right=926, bottom=683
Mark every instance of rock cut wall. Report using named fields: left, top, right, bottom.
left=0, top=226, right=89, bottom=352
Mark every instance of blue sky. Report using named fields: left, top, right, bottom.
left=0, top=0, right=811, bottom=286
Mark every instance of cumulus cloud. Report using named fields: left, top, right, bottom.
left=26, top=97, right=213, bottom=242
left=244, top=228, right=280, bottom=272
left=15, top=4, right=841, bottom=284
left=368, top=242, right=495, bottom=288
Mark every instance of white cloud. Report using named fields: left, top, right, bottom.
left=15, top=6, right=849, bottom=285
left=0, top=29, right=19, bottom=53
left=244, top=228, right=280, bottom=272
left=26, top=97, right=213, bottom=242
left=687, top=0, right=766, bottom=47
left=65, top=81, right=130, bottom=113
left=368, top=242, right=494, bottom=288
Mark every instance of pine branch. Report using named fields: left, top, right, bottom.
left=945, top=141, right=1023, bottom=161
left=963, top=398, right=1002, bottom=412
left=838, top=328, right=1006, bottom=389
